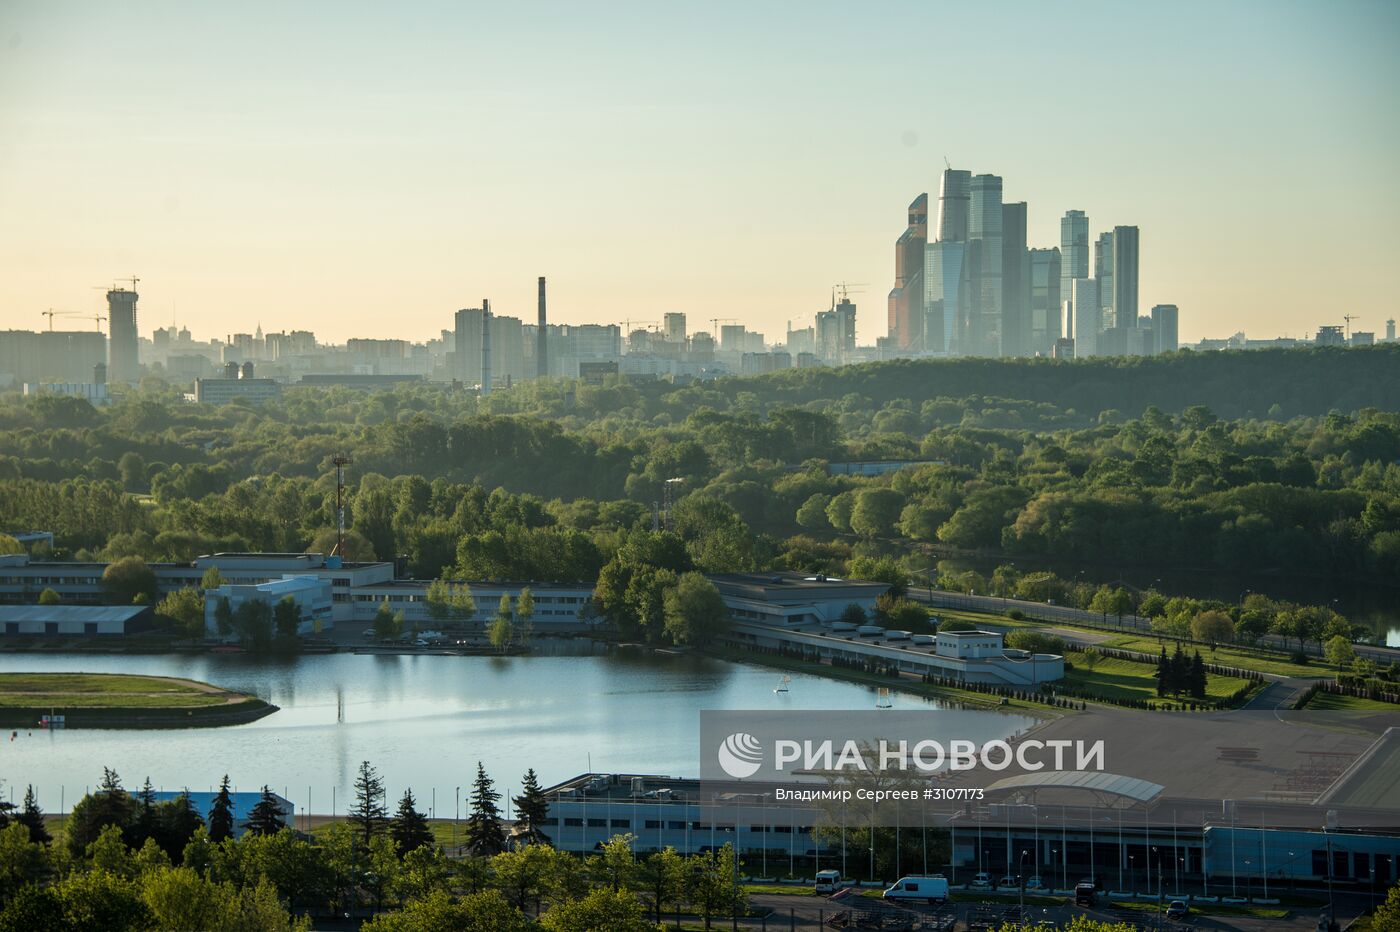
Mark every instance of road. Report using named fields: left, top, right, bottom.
left=912, top=589, right=1399, bottom=665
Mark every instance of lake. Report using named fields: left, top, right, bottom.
left=0, top=643, right=1034, bottom=817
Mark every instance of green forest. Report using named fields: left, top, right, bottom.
left=3, top=346, right=1399, bottom=622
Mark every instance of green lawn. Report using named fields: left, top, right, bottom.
left=1083, top=635, right=1327, bottom=679
left=0, top=672, right=234, bottom=708
left=1064, top=653, right=1254, bottom=706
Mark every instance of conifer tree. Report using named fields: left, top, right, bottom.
left=512, top=768, right=551, bottom=846
left=465, top=762, right=506, bottom=857
left=389, top=788, right=435, bottom=855
left=17, top=784, right=51, bottom=844
left=244, top=786, right=286, bottom=836
left=208, top=774, right=235, bottom=843
left=350, top=760, right=388, bottom=848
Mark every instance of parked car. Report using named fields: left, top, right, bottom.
left=1026, top=875, right=1046, bottom=890
left=1166, top=900, right=1189, bottom=920
left=999, top=874, right=1018, bottom=889
left=971, top=872, right=992, bottom=888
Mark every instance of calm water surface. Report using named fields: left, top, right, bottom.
left=0, top=643, right=1033, bottom=815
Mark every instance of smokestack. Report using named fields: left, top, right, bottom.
left=537, top=277, right=548, bottom=379
left=481, top=298, right=492, bottom=397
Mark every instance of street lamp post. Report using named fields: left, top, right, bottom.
left=454, top=786, right=461, bottom=850
left=1019, top=850, right=1029, bottom=918
left=1153, top=847, right=1163, bottom=932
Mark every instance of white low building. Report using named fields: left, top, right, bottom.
left=204, top=575, right=333, bottom=639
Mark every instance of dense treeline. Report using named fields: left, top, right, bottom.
left=2, top=346, right=1398, bottom=600
left=0, top=762, right=753, bottom=931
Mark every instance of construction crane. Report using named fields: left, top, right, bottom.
left=832, top=282, right=868, bottom=303
left=87, top=314, right=107, bottom=333
left=1343, top=314, right=1360, bottom=339
left=709, top=317, right=740, bottom=333
left=41, top=309, right=80, bottom=330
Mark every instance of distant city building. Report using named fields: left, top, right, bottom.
left=22, top=382, right=110, bottom=405
left=1151, top=304, right=1179, bottom=353
left=740, top=352, right=790, bottom=375
left=578, top=360, right=619, bottom=384
left=1315, top=325, right=1345, bottom=346
left=454, top=307, right=525, bottom=387
left=662, top=312, right=686, bottom=345
left=1059, top=210, right=1089, bottom=333
left=886, top=193, right=928, bottom=350
left=192, top=373, right=281, bottom=405
left=1387, top=319, right=1396, bottom=342
left=834, top=298, right=857, bottom=359
left=1028, top=247, right=1061, bottom=356
left=1350, top=331, right=1375, bottom=347
left=1112, top=225, right=1140, bottom=329
left=1000, top=201, right=1029, bottom=357
left=0, top=330, right=107, bottom=387
left=935, top=168, right=971, bottom=242
left=718, top=324, right=747, bottom=354
left=1052, top=337, right=1075, bottom=359
left=966, top=173, right=1004, bottom=356
left=1094, top=231, right=1115, bottom=331
left=1072, top=278, right=1101, bottom=358
left=106, top=287, right=140, bottom=383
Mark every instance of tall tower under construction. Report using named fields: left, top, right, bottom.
left=106, top=284, right=140, bottom=383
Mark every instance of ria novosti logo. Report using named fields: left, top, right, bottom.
left=714, top=732, right=1106, bottom=779
left=716, top=732, right=764, bottom=779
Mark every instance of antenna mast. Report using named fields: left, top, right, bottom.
left=331, top=454, right=353, bottom=557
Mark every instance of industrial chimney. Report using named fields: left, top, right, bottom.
left=481, top=298, right=492, bottom=397
left=537, top=277, right=548, bottom=379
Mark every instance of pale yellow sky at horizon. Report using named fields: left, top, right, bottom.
left=2, top=1, right=1398, bottom=347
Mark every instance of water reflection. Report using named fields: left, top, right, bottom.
left=0, top=643, right=1034, bottom=813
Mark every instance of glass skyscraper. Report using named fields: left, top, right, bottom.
left=1059, top=210, right=1089, bottom=332
left=1029, top=247, right=1062, bottom=356
left=1112, top=225, right=1140, bottom=330
left=967, top=174, right=1004, bottom=356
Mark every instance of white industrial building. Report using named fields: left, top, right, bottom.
left=204, top=575, right=333, bottom=638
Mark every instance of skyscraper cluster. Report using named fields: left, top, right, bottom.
left=887, top=165, right=1178, bottom=358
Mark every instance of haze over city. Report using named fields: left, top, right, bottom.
left=2, top=0, right=1398, bottom=345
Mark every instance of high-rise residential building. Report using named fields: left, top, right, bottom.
left=1094, top=232, right=1115, bottom=331
left=1059, top=210, right=1089, bottom=330
left=718, top=324, right=747, bottom=354
left=834, top=298, right=857, bottom=358
left=1001, top=201, right=1029, bottom=357
left=106, top=287, right=139, bottom=383
left=1151, top=304, right=1179, bottom=354
left=663, top=313, right=687, bottom=345
left=814, top=310, right=839, bottom=360
left=1028, top=248, right=1062, bottom=356
left=454, top=307, right=485, bottom=382
left=886, top=193, right=928, bottom=350
left=1072, top=278, right=1101, bottom=358
left=0, top=330, right=107, bottom=386
left=936, top=169, right=971, bottom=242
left=1112, top=225, right=1140, bottom=330
left=1386, top=319, right=1396, bottom=343
left=966, top=174, right=1003, bottom=356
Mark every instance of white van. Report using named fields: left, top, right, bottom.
left=815, top=869, right=841, bottom=893
left=882, top=875, right=950, bottom=904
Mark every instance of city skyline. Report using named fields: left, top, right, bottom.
left=1, top=1, right=1398, bottom=345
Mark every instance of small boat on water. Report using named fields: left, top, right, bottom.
left=774, top=675, right=791, bottom=693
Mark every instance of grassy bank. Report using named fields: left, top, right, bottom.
left=0, top=672, right=275, bottom=727
left=704, top=645, right=1062, bottom=714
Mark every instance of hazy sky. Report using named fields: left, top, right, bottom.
left=2, top=1, right=1397, bottom=346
